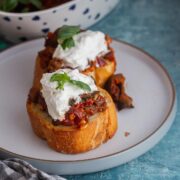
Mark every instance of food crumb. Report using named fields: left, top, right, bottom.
left=124, top=132, right=130, bottom=137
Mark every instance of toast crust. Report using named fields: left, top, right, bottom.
left=26, top=88, right=117, bottom=154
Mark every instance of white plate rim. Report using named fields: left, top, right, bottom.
left=0, top=38, right=176, bottom=163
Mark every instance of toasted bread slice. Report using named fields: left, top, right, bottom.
left=26, top=88, right=117, bottom=154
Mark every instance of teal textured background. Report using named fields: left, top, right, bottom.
left=0, top=0, right=179, bottom=179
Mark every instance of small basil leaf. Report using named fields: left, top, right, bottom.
left=18, top=0, right=30, bottom=4
left=61, top=38, right=75, bottom=50
left=50, top=73, right=70, bottom=90
left=58, top=25, right=80, bottom=41
left=0, top=0, right=18, bottom=11
left=50, top=72, right=91, bottom=92
left=50, top=73, right=70, bottom=82
left=70, top=80, right=91, bottom=91
left=56, top=81, right=65, bottom=90
left=30, top=0, right=43, bottom=9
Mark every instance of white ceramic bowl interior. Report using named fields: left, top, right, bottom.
left=0, top=0, right=119, bottom=43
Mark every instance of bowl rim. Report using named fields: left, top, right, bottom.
left=0, top=0, right=80, bottom=16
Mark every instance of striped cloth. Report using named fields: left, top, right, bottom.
left=0, top=158, right=66, bottom=180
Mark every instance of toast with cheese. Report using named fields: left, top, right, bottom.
left=32, top=27, right=116, bottom=91
left=27, top=87, right=117, bottom=154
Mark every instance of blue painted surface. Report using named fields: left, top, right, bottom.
left=0, top=0, right=179, bottom=179
left=64, top=0, right=180, bottom=179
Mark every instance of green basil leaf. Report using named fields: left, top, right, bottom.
left=61, top=38, right=75, bottom=50
left=30, top=0, right=42, bottom=9
left=18, top=0, right=42, bottom=9
left=50, top=73, right=70, bottom=90
left=50, top=73, right=70, bottom=83
left=18, top=0, right=30, bottom=4
left=70, top=80, right=91, bottom=91
left=57, top=25, right=80, bottom=49
left=50, top=72, right=91, bottom=91
left=0, top=0, right=18, bottom=11
left=56, top=81, right=65, bottom=90
left=57, top=25, right=80, bottom=41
